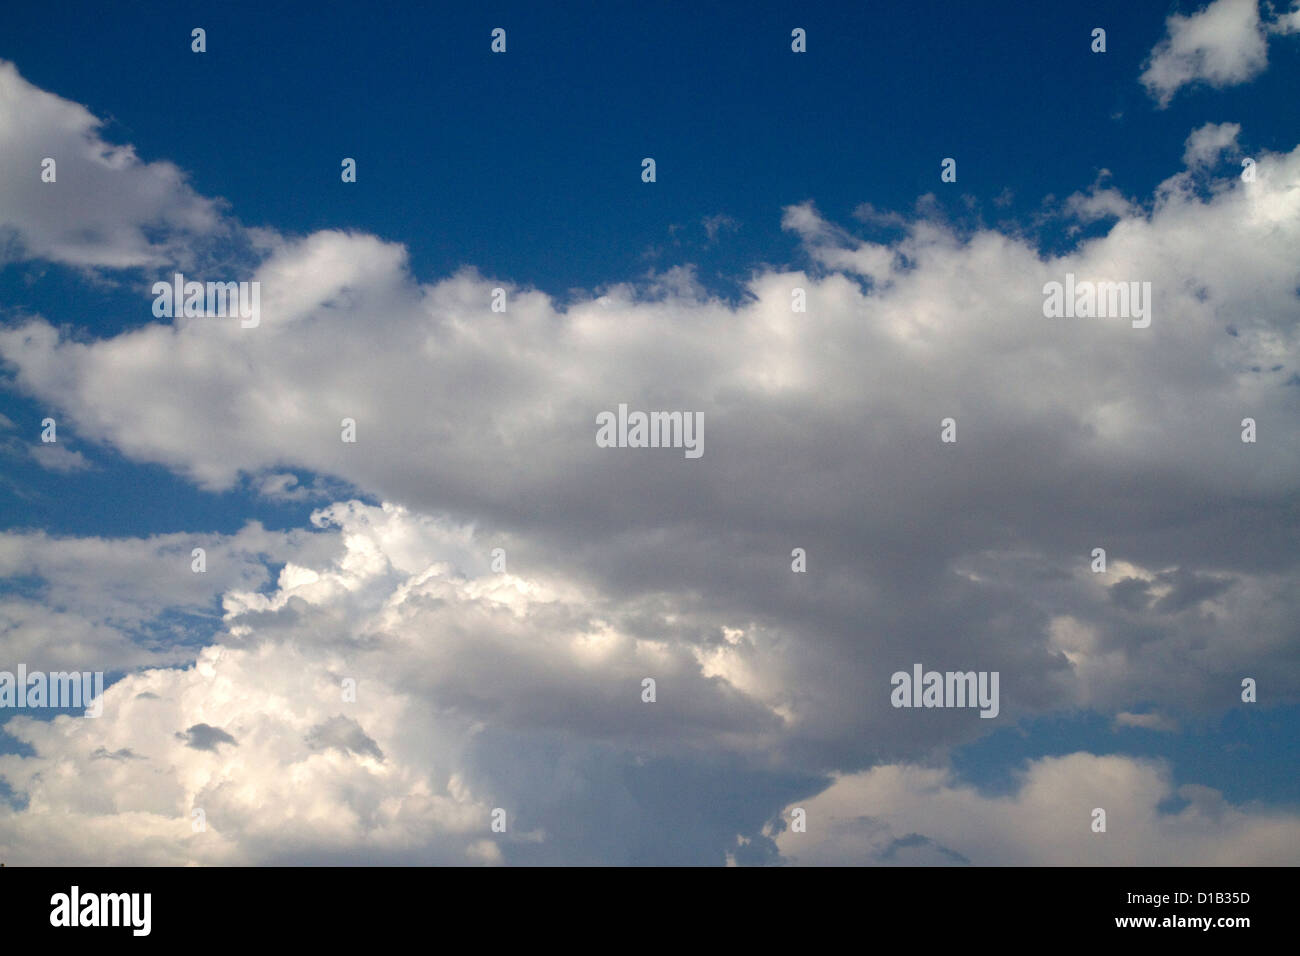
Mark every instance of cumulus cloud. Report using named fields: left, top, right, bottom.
left=1, top=496, right=1295, bottom=864
left=1140, top=0, right=1300, bottom=107
left=0, top=61, right=224, bottom=268
left=1063, top=171, right=1139, bottom=224
left=1183, top=121, right=1242, bottom=168
left=775, top=754, right=1300, bottom=865
left=1, top=61, right=1298, bottom=864
left=4, top=123, right=1296, bottom=753
left=0, top=638, right=502, bottom=864
left=0, top=520, right=338, bottom=672
left=0, top=502, right=811, bottom=864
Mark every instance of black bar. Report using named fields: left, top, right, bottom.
left=1, top=865, right=1286, bottom=942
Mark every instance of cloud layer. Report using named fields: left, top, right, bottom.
left=1, top=58, right=1297, bottom=864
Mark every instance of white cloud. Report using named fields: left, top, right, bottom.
left=1064, top=171, right=1139, bottom=223
left=776, top=754, right=1300, bottom=865
left=1139, top=0, right=1300, bottom=107
left=1115, top=711, right=1181, bottom=732
left=26, top=442, right=92, bottom=472
left=3, top=499, right=1297, bottom=864
left=701, top=213, right=739, bottom=242
left=1, top=99, right=1297, bottom=740
left=1183, top=121, right=1243, bottom=167
left=2, top=62, right=1299, bottom=864
left=0, top=501, right=785, bottom=864
left=0, top=641, right=496, bottom=864
left=0, top=521, right=337, bottom=672
left=782, top=201, right=899, bottom=283
left=0, top=61, right=223, bottom=268
left=1269, top=1, right=1300, bottom=34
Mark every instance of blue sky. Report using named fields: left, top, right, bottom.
left=4, top=0, right=1296, bottom=296
left=0, top=0, right=1298, bottom=864
left=5, top=0, right=1299, bottom=543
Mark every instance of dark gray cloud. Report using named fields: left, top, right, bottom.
left=177, top=723, right=237, bottom=752
left=305, top=716, right=383, bottom=761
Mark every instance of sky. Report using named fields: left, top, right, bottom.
left=0, top=0, right=1298, bottom=865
